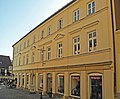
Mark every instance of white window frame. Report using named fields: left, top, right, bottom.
left=26, top=74, right=29, bottom=86
left=87, top=1, right=95, bottom=15
left=27, top=39, right=29, bottom=47
left=32, top=52, right=35, bottom=63
left=26, top=54, right=29, bottom=64
left=47, top=26, right=51, bottom=35
left=88, top=73, right=103, bottom=99
left=58, top=18, right=63, bottom=29
left=23, top=55, right=25, bottom=65
left=73, top=36, right=80, bottom=55
left=57, top=42, right=62, bottom=58
left=20, top=45, right=22, bottom=51
left=22, top=74, right=24, bottom=86
left=19, top=57, right=21, bottom=66
left=39, top=74, right=43, bottom=90
left=73, top=9, right=80, bottom=22
left=70, top=74, right=80, bottom=98
left=24, top=42, right=26, bottom=49
left=33, top=35, right=36, bottom=43
left=40, top=30, right=44, bottom=39
left=57, top=74, right=64, bottom=94
left=47, top=47, right=51, bottom=60
left=88, top=31, right=97, bottom=52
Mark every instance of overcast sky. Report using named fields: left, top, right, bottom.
left=0, top=0, right=72, bottom=60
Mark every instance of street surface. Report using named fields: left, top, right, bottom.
left=0, top=85, right=59, bottom=99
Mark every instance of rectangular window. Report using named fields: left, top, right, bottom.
left=47, top=47, right=51, bottom=60
left=39, top=74, right=43, bottom=90
left=26, top=54, right=29, bottom=64
left=89, top=76, right=102, bottom=99
left=71, top=75, right=80, bottom=97
left=88, top=31, right=97, bottom=52
left=73, top=9, right=80, bottom=22
left=26, top=74, right=29, bottom=85
left=27, top=40, right=29, bottom=47
left=58, top=75, right=64, bottom=94
left=32, top=52, right=35, bottom=63
left=87, top=1, right=95, bottom=15
left=18, top=74, right=20, bottom=86
left=41, top=50, right=44, bottom=62
left=20, top=45, right=22, bottom=51
left=57, top=42, right=62, bottom=58
left=47, top=26, right=51, bottom=35
left=73, top=36, right=80, bottom=55
left=23, top=55, right=25, bottom=65
left=33, top=35, right=36, bottom=43
left=19, top=57, right=21, bottom=66
left=24, top=42, right=26, bottom=49
left=40, top=30, right=44, bottom=39
left=58, top=18, right=63, bottom=29
left=22, top=74, right=24, bottom=86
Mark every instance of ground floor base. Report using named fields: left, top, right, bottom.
left=13, top=65, right=114, bottom=99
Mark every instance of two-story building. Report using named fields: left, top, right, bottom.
left=12, top=0, right=119, bottom=98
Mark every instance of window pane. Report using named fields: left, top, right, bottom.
left=74, top=45, right=77, bottom=51
left=92, top=7, right=95, bottom=13
left=89, top=40, right=92, bottom=47
left=94, top=39, right=97, bottom=47
left=71, top=76, right=80, bottom=97
left=78, top=44, right=80, bottom=51
left=88, top=9, right=91, bottom=14
left=78, top=37, right=80, bottom=42
left=39, top=74, right=43, bottom=89
left=89, top=34, right=92, bottom=38
left=93, top=32, right=96, bottom=37
left=92, top=2, right=95, bottom=7
left=77, top=10, right=80, bottom=20
left=58, top=75, right=64, bottom=93
left=90, top=76, right=102, bottom=99
left=74, top=38, right=77, bottom=43
left=88, top=4, right=91, bottom=9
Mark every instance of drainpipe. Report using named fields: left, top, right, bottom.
left=110, top=0, right=116, bottom=94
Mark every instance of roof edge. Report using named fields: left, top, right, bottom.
left=12, top=0, right=77, bottom=47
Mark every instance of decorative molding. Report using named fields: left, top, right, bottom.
left=44, top=40, right=52, bottom=45
left=31, top=46, right=36, bottom=50
left=69, top=20, right=99, bottom=35
left=38, top=40, right=52, bottom=47
left=69, top=27, right=82, bottom=35
left=54, top=34, right=65, bottom=40
left=82, top=20, right=99, bottom=29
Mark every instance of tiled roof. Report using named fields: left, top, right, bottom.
left=0, top=55, right=12, bottom=68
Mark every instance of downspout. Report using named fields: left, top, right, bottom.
left=110, top=0, right=116, bottom=94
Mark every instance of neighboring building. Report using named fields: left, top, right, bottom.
left=12, top=0, right=119, bottom=99
left=114, top=0, right=120, bottom=98
left=0, top=55, right=13, bottom=80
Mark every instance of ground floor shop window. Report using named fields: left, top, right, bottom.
left=39, top=74, right=43, bottom=90
left=71, top=74, right=80, bottom=97
left=22, top=74, right=24, bottom=86
left=57, top=74, right=64, bottom=94
left=26, top=74, right=29, bottom=86
left=89, top=75, right=102, bottom=99
left=31, top=74, right=34, bottom=85
left=18, top=74, right=20, bottom=86
left=47, top=73, right=52, bottom=92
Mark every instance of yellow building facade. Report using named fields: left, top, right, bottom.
left=12, top=0, right=118, bottom=99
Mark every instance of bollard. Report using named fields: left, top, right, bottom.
left=40, top=91, right=42, bottom=99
